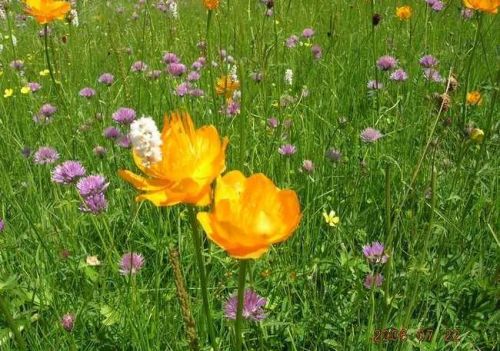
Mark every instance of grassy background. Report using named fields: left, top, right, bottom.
left=0, top=0, right=498, bottom=350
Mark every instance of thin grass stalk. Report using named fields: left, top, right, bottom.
left=235, top=259, right=248, bottom=351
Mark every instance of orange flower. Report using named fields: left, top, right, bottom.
left=203, top=0, right=220, bottom=10
left=466, top=91, right=482, bottom=105
left=463, top=0, right=499, bottom=13
left=197, top=171, right=301, bottom=259
left=24, top=0, right=71, bottom=24
left=118, top=112, right=228, bottom=207
left=215, top=75, right=240, bottom=99
left=396, top=6, right=412, bottom=20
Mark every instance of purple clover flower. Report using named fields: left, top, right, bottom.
left=131, top=61, right=148, bottom=72
left=311, top=44, right=322, bottom=60
left=77, top=175, right=108, bottom=197
left=98, top=73, right=114, bottom=85
left=187, top=71, right=201, bottom=81
left=389, top=69, right=408, bottom=82
left=51, top=161, right=86, bottom=184
left=79, top=87, right=96, bottom=98
left=278, top=144, right=297, bottom=156
left=419, top=55, right=438, bottom=68
left=267, top=117, right=279, bottom=129
left=117, top=134, right=132, bottom=148
left=423, top=68, right=443, bottom=83
left=33, top=147, right=59, bottom=164
left=285, top=35, right=299, bottom=48
left=163, top=52, right=179, bottom=64
left=119, top=252, right=145, bottom=275
left=0, top=218, right=4, bottom=232
left=167, top=63, right=187, bottom=76
left=362, top=242, right=389, bottom=264
left=364, top=273, right=384, bottom=289
left=224, top=289, right=267, bottom=321
left=376, top=55, right=397, bottom=71
left=302, top=160, right=314, bottom=173
left=61, top=314, right=75, bottom=332
left=28, top=82, right=42, bottom=92
left=175, top=82, right=191, bottom=97
left=103, top=126, right=121, bottom=139
left=360, top=128, right=383, bottom=143
left=112, top=107, right=136, bottom=124
left=39, top=103, right=57, bottom=117
left=302, top=28, right=315, bottom=39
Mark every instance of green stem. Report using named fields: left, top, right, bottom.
left=235, top=259, right=248, bottom=351
left=0, top=294, right=27, bottom=351
left=44, top=24, right=58, bottom=95
left=188, top=206, right=217, bottom=350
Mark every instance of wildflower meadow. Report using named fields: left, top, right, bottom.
left=0, top=0, right=499, bottom=350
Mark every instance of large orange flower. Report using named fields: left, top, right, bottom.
left=197, top=171, right=301, bottom=259
left=24, top=0, right=71, bottom=24
left=203, top=0, right=220, bottom=10
left=118, top=112, right=228, bottom=207
left=215, top=75, right=240, bottom=99
left=463, top=0, right=499, bottom=13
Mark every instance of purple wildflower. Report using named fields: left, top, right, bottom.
left=119, top=252, right=145, bottom=275
left=112, top=107, right=136, bottom=124
left=77, top=175, right=108, bottom=197
left=376, top=55, right=397, bottom=71
left=419, top=55, right=438, bottom=68
left=39, top=103, right=57, bottom=117
left=278, top=144, right=297, bottom=156
left=426, top=0, right=444, bottom=11
left=163, top=52, right=179, bottom=64
left=175, top=82, right=191, bottom=97
left=285, top=35, right=299, bottom=48
left=131, top=61, right=148, bottom=72
left=224, top=100, right=240, bottom=118
left=224, top=289, right=267, bottom=321
left=360, top=128, right=383, bottom=143
left=117, top=134, right=132, bottom=148
left=79, top=87, right=96, bottom=98
left=302, top=160, right=314, bottom=173
left=187, top=71, right=201, bottom=81
left=362, top=241, right=389, bottom=264
left=61, top=314, right=75, bottom=332
left=98, top=73, right=114, bottom=85
left=80, top=193, right=107, bottom=214
left=389, top=69, right=408, bottom=82
left=51, top=161, right=86, bottom=184
left=325, top=148, right=342, bottom=162
left=189, top=88, right=205, bottom=97
left=28, top=82, right=42, bottom=92
left=33, top=147, right=59, bottom=164
left=167, top=63, right=187, bottom=76
left=267, top=117, right=279, bottom=129
left=302, top=28, right=315, bottom=39
left=103, top=126, right=121, bottom=139
left=423, top=68, right=443, bottom=83
left=367, top=80, right=383, bottom=90
left=311, top=44, right=322, bottom=60
left=191, top=57, right=206, bottom=70
left=461, top=8, right=474, bottom=20
left=10, top=60, right=24, bottom=71
left=364, top=273, right=384, bottom=289
left=0, top=218, right=4, bottom=232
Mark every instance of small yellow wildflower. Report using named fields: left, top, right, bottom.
left=466, top=91, right=482, bottom=105
left=469, top=128, right=484, bottom=144
left=3, top=88, right=14, bottom=98
left=39, top=69, right=50, bottom=76
left=396, top=6, right=412, bottom=20
left=86, top=256, right=101, bottom=266
left=21, top=86, right=31, bottom=94
left=323, top=210, right=340, bottom=227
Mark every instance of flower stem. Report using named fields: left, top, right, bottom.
left=235, top=259, right=248, bottom=351
left=188, top=206, right=217, bottom=350
left=0, top=294, right=27, bottom=351
left=43, top=24, right=58, bottom=95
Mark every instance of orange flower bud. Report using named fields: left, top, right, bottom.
left=197, top=171, right=301, bottom=259
left=203, top=0, right=220, bottom=10
left=463, top=0, right=499, bottom=14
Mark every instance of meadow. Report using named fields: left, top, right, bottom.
left=0, top=0, right=499, bottom=350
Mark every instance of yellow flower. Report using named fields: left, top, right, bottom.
left=197, top=171, right=302, bottom=259
left=215, top=75, right=240, bottom=99
left=86, top=255, right=101, bottom=266
left=119, top=112, right=228, bottom=207
left=203, top=0, right=220, bottom=10
left=463, top=0, right=499, bottom=13
left=323, top=210, right=340, bottom=227
left=24, top=0, right=71, bottom=24
left=466, top=91, right=482, bottom=105
left=39, top=69, right=50, bottom=76
left=469, top=128, right=484, bottom=143
left=3, top=88, right=14, bottom=98
left=396, top=6, right=412, bottom=20
left=21, top=86, right=31, bottom=94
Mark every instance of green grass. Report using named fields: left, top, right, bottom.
left=0, top=0, right=498, bottom=350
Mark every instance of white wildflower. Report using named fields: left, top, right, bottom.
left=284, top=69, right=293, bottom=86
left=130, top=116, right=163, bottom=168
